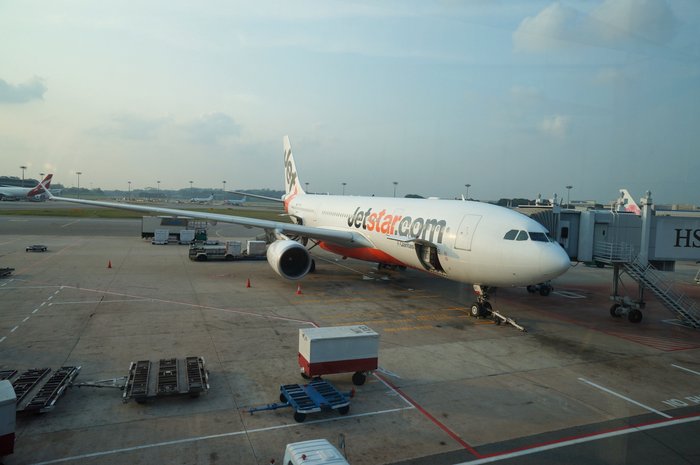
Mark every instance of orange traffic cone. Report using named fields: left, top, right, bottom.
left=295, top=284, right=302, bottom=295
left=107, top=260, right=112, bottom=269
left=246, top=278, right=251, bottom=288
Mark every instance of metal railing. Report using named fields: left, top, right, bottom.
left=593, top=241, right=635, bottom=263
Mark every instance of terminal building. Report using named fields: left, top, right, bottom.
left=519, top=191, right=700, bottom=329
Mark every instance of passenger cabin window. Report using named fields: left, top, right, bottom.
left=503, top=229, right=518, bottom=240
left=516, top=230, right=528, bottom=241
left=529, top=232, right=549, bottom=242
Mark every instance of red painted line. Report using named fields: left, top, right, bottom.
left=375, top=372, right=483, bottom=458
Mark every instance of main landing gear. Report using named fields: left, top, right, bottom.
left=526, top=282, right=553, bottom=296
left=470, top=285, right=526, bottom=331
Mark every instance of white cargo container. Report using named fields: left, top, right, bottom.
left=0, top=381, right=16, bottom=457
left=299, top=325, right=379, bottom=385
left=151, top=229, right=169, bottom=245
left=246, top=240, right=267, bottom=256
left=178, top=229, right=195, bottom=244
left=283, top=439, right=349, bottom=465
left=226, top=241, right=242, bottom=256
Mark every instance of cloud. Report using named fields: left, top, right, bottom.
left=89, top=114, right=171, bottom=140
left=183, top=113, right=241, bottom=145
left=513, top=0, right=678, bottom=53
left=0, top=77, right=47, bottom=104
left=539, top=115, right=570, bottom=138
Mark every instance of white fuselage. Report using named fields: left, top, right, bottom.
left=287, top=194, right=571, bottom=287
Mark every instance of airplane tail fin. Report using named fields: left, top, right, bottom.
left=283, top=136, right=305, bottom=198
left=619, top=189, right=641, bottom=215
left=27, top=174, right=53, bottom=197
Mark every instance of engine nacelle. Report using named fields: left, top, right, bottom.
left=266, top=239, right=312, bottom=280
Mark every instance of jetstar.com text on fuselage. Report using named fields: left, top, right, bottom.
left=347, top=207, right=448, bottom=244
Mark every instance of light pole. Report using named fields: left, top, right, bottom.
left=393, top=181, right=398, bottom=198
left=342, top=182, right=346, bottom=195
left=157, top=180, right=160, bottom=194
left=565, top=185, right=573, bottom=208
left=20, top=166, right=27, bottom=187
left=465, top=183, right=471, bottom=199
left=189, top=180, right=193, bottom=198
left=222, top=180, right=226, bottom=193
left=305, top=182, right=309, bottom=193
left=128, top=181, right=131, bottom=200
left=76, top=171, right=82, bottom=199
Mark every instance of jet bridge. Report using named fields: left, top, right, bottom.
left=522, top=192, right=700, bottom=328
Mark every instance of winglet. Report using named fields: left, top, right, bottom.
left=27, top=174, right=53, bottom=198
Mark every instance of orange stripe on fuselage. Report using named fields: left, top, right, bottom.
left=319, top=241, right=406, bottom=266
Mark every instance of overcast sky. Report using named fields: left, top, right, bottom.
left=1, top=0, right=698, bottom=203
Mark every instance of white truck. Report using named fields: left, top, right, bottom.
left=142, top=216, right=207, bottom=242
left=283, top=439, right=349, bottom=465
left=188, top=240, right=267, bottom=261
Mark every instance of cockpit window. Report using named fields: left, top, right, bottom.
left=516, top=230, right=528, bottom=241
left=503, top=229, right=518, bottom=240
left=529, top=232, right=549, bottom=242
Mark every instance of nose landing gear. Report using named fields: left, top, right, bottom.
left=470, top=285, right=526, bottom=331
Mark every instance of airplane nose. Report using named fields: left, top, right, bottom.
left=540, top=245, right=571, bottom=280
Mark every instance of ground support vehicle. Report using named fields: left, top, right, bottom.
left=188, top=240, right=267, bottom=261
left=122, top=357, right=209, bottom=403
left=25, top=245, right=47, bottom=252
left=299, top=325, right=379, bottom=386
left=0, top=367, right=81, bottom=413
left=0, top=268, right=13, bottom=278
left=247, top=379, right=352, bottom=423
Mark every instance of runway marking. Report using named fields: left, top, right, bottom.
left=32, top=308, right=39, bottom=314
left=603, top=331, right=700, bottom=351
left=50, top=299, right=152, bottom=305
left=672, top=364, right=700, bottom=377
left=28, top=406, right=413, bottom=465
left=0, top=279, right=13, bottom=287
left=0, top=337, right=5, bottom=343
left=456, top=413, right=700, bottom=465
left=375, top=372, right=482, bottom=458
left=22, top=317, right=29, bottom=323
left=553, top=290, right=585, bottom=299
left=59, top=219, right=81, bottom=228
left=578, top=378, right=672, bottom=418
left=10, top=326, right=18, bottom=333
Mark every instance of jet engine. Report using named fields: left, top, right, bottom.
left=266, top=239, right=312, bottom=280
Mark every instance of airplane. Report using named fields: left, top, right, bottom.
left=224, top=196, right=247, bottom=206
left=0, top=174, right=53, bottom=201
left=40, top=137, right=571, bottom=317
left=616, top=189, right=641, bottom=215
left=189, top=194, right=214, bottom=203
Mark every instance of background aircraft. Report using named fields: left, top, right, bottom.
left=0, top=174, right=53, bottom=201
left=42, top=137, right=570, bottom=316
left=189, top=194, right=214, bottom=204
left=224, top=196, right=247, bottom=206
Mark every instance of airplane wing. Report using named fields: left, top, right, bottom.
left=227, top=190, right=282, bottom=203
left=47, top=194, right=373, bottom=249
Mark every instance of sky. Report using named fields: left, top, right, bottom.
left=1, top=0, right=699, bottom=204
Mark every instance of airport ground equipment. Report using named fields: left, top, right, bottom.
left=0, top=381, right=16, bottom=457
left=247, top=379, right=353, bottom=423
left=122, top=357, right=209, bottom=403
left=25, top=244, right=47, bottom=252
left=2, top=367, right=80, bottom=413
left=151, top=229, right=169, bottom=245
left=299, top=325, right=379, bottom=386
left=0, top=268, right=13, bottom=278
left=188, top=240, right=267, bottom=261
left=526, top=282, right=554, bottom=296
left=283, top=439, right=350, bottom=465
left=141, top=216, right=208, bottom=241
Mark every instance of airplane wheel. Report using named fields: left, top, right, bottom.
left=526, top=285, right=537, bottom=294
left=610, top=303, right=622, bottom=318
left=539, top=285, right=552, bottom=296
left=628, top=309, right=643, bottom=323
left=470, top=303, right=482, bottom=318
left=293, top=412, right=306, bottom=423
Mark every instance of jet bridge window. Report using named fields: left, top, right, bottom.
left=503, top=229, right=518, bottom=240
left=528, top=232, right=549, bottom=242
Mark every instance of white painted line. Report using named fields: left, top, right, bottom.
left=47, top=295, right=53, bottom=300
left=59, top=219, right=80, bottom=228
left=29, top=406, right=413, bottom=465
left=553, top=290, right=586, bottom=299
left=672, top=364, right=700, bottom=377
left=40, top=302, right=46, bottom=307
left=32, top=308, right=39, bottom=314
left=0, top=337, right=5, bottom=343
left=54, top=289, right=60, bottom=295
left=22, top=317, right=29, bottom=323
left=50, top=299, right=152, bottom=305
left=10, top=326, right=18, bottom=333
left=455, top=414, right=700, bottom=465
left=579, top=378, right=672, bottom=419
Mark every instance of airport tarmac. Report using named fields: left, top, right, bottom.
left=1, top=212, right=699, bottom=465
